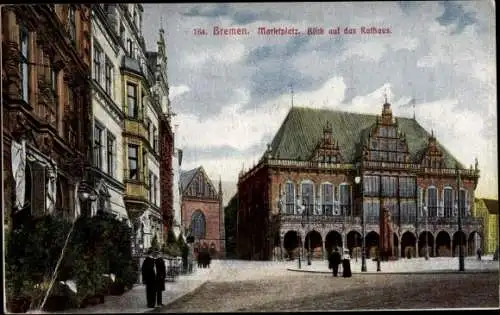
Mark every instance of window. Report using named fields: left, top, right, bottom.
left=127, top=39, right=133, bottom=58
left=119, top=23, right=125, bottom=43
left=381, top=176, right=397, bottom=197
left=339, top=184, right=351, bottom=215
left=149, top=172, right=153, bottom=201
left=93, top=44, right=102, bottom=84
left=128, top=144, right=138, bottom=180
left=300, top=182, right=314, bottom=216
left=94, top=123, right=104, bottom=169
left=105, top=58, right=113, bottom=96
left=146, top=119, right=152, bottom=143
left=399, top=177, right=416, bottom=198
left=50, top=65, right=57, bottom=94
left=363, top=175, right=380, bottom=196
left=363, top=199, right=380, bottom=224
left=321, top=183, right=333, bottom=216
left=127, top=83, right=138, bottom=118
left=384, top=199, right=399, bottom=222
left=154, top=175, right=158, bottom=205
left=19, top=25, right=29, bottom=102
left=444, top=188, right=453, bottom=217
left=68, top=6, right=76, bottom=42
left=400, top=200, right=417, bottom=224
left=107, top=132, right=115, bottom=176
left=426, top=187, right=438, bottom=217
left=191, top=210, right=206, bottom=239
left=285, top=182, right=295, bottom=215
left=458, top=189, right=467, bottom=217
left=153, top=127, right=158, bottom=152
left=142, top=149, right=147, bottom=180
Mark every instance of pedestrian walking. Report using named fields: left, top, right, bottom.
left=476, top=248, right=482, bottom=261
left=328, top=247, right=342, bottom=277
left=141, top=249, right=157, bottom=308
left=154, top=252, right=167, bottom=306
left=342, top=250, right=352, bottom=278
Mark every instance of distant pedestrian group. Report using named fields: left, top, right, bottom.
left=197, top=249, right=212, bottom=268
left=328, top=247, right=352, bottom=277
left=141, top=249, right=167, bottom=308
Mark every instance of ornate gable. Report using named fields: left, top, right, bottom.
left=362, top=102, right=409, bottom=163
left=183, top=167, right=219, bottom=200
left=420, top=130, right=445, bottom=168
left=310, top=121, right=343, bottom=163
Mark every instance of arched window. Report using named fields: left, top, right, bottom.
left=339, top=183, right=351, bottom=216
left=191, top=210, right=206, bottom=239
left=426, top=186, right=438, bottom=217
left=284, top=182, right=295, bottom=215
left=300, top=181, right=314, bottom=216
left=321, top=183, right=333, bottom=216
left=443, top=187, right=453, bottom=217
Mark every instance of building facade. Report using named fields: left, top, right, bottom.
left=2, top=4, right=92, bottom=230
left=473, top=198, right=498, bottom=255
left=237, top=102, right=483, bottom=261
left=171, top=135, right=183, bottom=239
left=180, top=166, right=225, bottom=258
left=89, top=4, right=128, bottom=222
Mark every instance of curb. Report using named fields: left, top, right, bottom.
left=287, top=268, right=499, bottom=275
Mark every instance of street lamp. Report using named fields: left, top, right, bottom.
left=423, top=204, right=429, bottom=260
left=354, top=171, right=366, bottom=272
left=77, top=181, right=98, bottom=217
left=455, top=164, right=465, bottom=271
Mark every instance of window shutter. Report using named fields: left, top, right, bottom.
left=31, top=162, right=46, bottom=217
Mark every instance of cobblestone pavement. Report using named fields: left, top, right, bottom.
left=152, top=273, right=499, bottom=312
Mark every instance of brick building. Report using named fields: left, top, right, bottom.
left=473, top=198, right=498, bottom=255
left=2, top=4, right=92, bottom=230
left=237, top=102, right=482, bottom=261
left=180, top=166, right=225, bottom=258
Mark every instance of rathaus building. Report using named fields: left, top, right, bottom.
left=236, top=101, right=482, bottom=261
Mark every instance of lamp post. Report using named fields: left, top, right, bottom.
left=306, top=193, right=311, bottom=266
left=354, top=166, right=366, bottom=272
left=456, top=164, right=465, bottom=271
left=424, top=204, right=429, bottom=260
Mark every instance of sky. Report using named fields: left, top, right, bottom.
left=143, top=1, right=497, bottom=203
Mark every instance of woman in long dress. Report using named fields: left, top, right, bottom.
left=342, top=250, right=352, bottom=277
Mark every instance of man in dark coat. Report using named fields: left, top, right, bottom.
left=141, top=249, right=157, bottom=308
left=328, top=247, right=342, bottom=277
left=154, top=252, right=167, bottom=306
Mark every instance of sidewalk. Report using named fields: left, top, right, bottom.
left=287, top=255, right=499, bottom=275
left=38, top=266, right=216, bottom=314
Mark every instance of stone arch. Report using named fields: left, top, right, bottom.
left=325, top=230, right=342, bottom=254
left=418, top=231, right=435, bottom=257
left=365, top=231, right=379, bottom=259
left=401, top=231, right=417, bottom=258
left=347, top=230, right=362, bottom=260
left=283, top=230, right=300, bottom=260
left=305, top=230, right=323, bottom=258
left=468, top=231, right=482, bottom=257
left=452, top=231, right=466, bottom=257
left=435, top=231, right=451, bottom=257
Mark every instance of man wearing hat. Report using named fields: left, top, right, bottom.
left=141, top=249, right=158, bottom=308
left=154, top=250, right=167, bottom=306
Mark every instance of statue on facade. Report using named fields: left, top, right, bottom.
left=11, top=139, right=27, bottom=212
left=46, top=162, right=58, bottom=214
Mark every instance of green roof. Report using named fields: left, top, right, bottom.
left=269, top=106, right=464, bottom=168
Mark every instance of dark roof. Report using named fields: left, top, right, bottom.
left=269, top=106, right=464, bottom=168
left=483, top=199, right=498, bottom=215
left=180, top=167, right=200, bottom=192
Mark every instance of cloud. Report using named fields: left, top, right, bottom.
left=436, top=1, right=478, bottom=34
left=169, top=85, right=191, bottom=100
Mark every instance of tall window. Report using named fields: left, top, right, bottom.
left=146, top=119, right=152, bottom=143
left=400, top=200, right=417, bottom=224
left=127, top=39, right=133, bottom=58
left=458, top=189, right=467, bottom=217
left=154, top=175, right=158, bottom=205
left=93, top=44, right=102, bottom=84
left=285, top=182, right=294, bottom=215
left=67, top=6, right=76, bottom=42
left=127, top=83, right=138, bottom=118
left=142, top=149, right=147, bottom=180
left=19, top=26, right=29, bottom=102
left=94, top=124, right=104, bottom=169
left=191, top=210, right=206, bottom=239
left=363, top=175, right=379, bottom=197
left=384, top=199, right=399, bottom=222
left=153, top=126, right=158, bottom=152
left=443, top=187, right=453, bottom=217
left=50, top=64, right=57, bottom=94
left=107, top=132, right=115, bottom=176
left=128, top=144, right=138, bottom=180
left=119, top=23, right=125, bottom=43
left=381, top=176, right=397, bottom=197
left=300, top=182, right=314, bottom=216
left=399, top=177, right=416, bottom=198
left=339, top=184, right=351, bottom=215
left=321, top=183, right=333, bottom=216
left=148, top=172, right=153, bottom=201
left=105, top=58, right=113, bottom=96
left=426, top=187, right=438, bottom=217
left=364, top=199, right=380, bottom=224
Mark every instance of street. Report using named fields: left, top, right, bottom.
left=152, top=272, right=498, bottom=312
